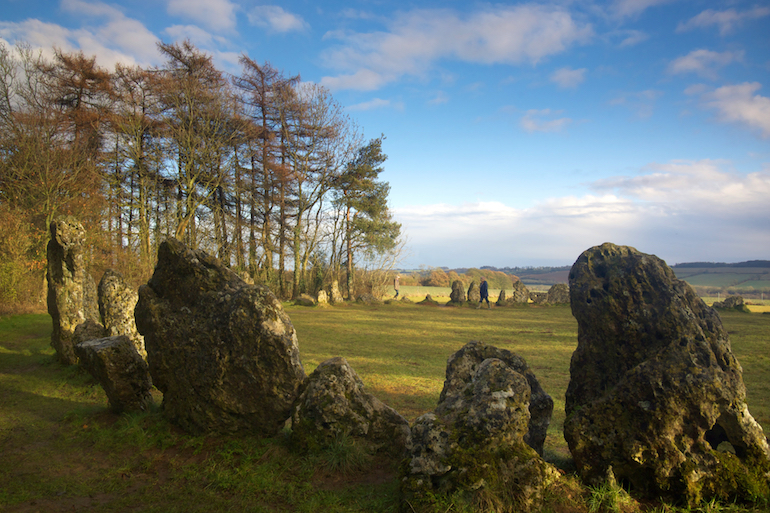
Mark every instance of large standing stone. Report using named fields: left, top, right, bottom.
left=506, top=279, right=530, bottom=304
left=447, top=280, right=466, bottom=305
left=74, top=335, right=153, bottom=413
left=330, top=280, right=344, bottom=304
left=401, top=342, right=559, bottom=512
left=467, top=281, right=481, bottom=302
left=438, top=341, right=553, bottom=455
left=46, top=216, right=99, bottom=365
left=134, top=238, right=307, bottom=435
left=98, top=269, right=145, bottom=358
left=565, top=243, right=770, bottom=505
left=546, top=283, right=569, bottom=304
left=291, top=357, right=410, bottom=456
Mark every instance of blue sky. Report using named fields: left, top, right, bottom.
left=2, top=0, right=769, bottom=268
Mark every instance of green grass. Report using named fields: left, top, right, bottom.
left=2, top=302, right=769, bottom=512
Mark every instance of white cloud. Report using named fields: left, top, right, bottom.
left=248, top=6, right=308, bottom=33
left=668, top=49, right=743, bottom=80
left=550, top=67, right=586, bottom=88
left=428, top=91, right=449, bottom=105
left=0, top=2, right=160, bottom=68
left=700, top=82, right=770, bottom=138
left=617, top=29, right=649, bottom=47
left=394, top=160, right=770, bottom=268
left=676, top=7, right=770, bottom=36
left=609, top=0, right=674, bottom=19
left=610, top=89, right=663, bottom=118
left=167, top=0, right=236, bottom=33
left=347, top=98, right=392, bottom=111
left=520, top=109, right=572, bottom=132
left=320, top=5, right=593, bottom=91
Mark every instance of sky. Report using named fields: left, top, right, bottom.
left=2, top=0, right=769, bottom=269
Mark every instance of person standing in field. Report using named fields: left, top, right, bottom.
left=394, top=274, right=400, bottom=299
left=478, top=277, right=490, bottom=309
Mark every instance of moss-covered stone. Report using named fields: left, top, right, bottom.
left=401, top=343, right=559, bottom=512
left=565, top=243, right=770, bottom=506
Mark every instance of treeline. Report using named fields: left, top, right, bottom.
left=0, top=41, right=401, bottom=310
left=399, top=268, right=516, bottom=290
left=672, top=261, right=770, bottom=269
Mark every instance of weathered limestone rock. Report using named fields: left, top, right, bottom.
left=496, top=289, right=507, bottom=306
left=529, top=291, right=548, bottom=304
left=317, top=289, right=329, bottom=305
left=467, top=281, right=480, bottom=302
left=712, top=295, right=750, bottom=313
left=134, top=238, right=307, bottom=435
left=46, top=216, right=99, bottom=365
left=356, top=293, right=381, bottom=305
left=294, top=293, right=316, bottom=307
left=506, top=279, right=530, bottom=304
left=401, top=342, right=559, bottom=512
left=74, top=335, right=153, bottom=413
left=291, top=357, right=409, bottom=456
left=417, top=294, right=439, bottom=306
left=546, top=283, right=570, bottom=304
left=447, top=280, right=466, bottom=306
left=565, top=243, right=770, bottom=505
left=73, top=319, right=108, bottom=346
left=439, top=341, right=553, bottom=455
left=98, top=269, right=145, bottom=358
left=330, top=280, right=344, bottom=304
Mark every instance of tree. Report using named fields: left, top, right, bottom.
left=279, top=82, right=356, bottom=299
left=109, top=63, right=164, bottom=274
left=233, top=57, right=299, bottom=284
left=332, top=136, right=401, bottom=298
left=155, top=40, right=237, bottom=246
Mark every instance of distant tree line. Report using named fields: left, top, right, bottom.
left=0, top=41, right=401, bottom=310
left=399, top=268, right=516, bottom=290
left=672, top=261, right=770, bottom=269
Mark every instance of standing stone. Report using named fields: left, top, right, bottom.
left=529, top=291, right=548, bottom=304
left=565, top=243, right=770, bottom=505
left=506, top=279, right=530, bottom=303
left=135, top=238, right=307, bottom=435
left=291, top=357, right=410, bottom=456
left=317, top=289, right=329, bottom=306
left=439, top=341, right=553, bottom=455
left=330, top=280, right=344, bottom=304
left=74, top=335, right=153, bottom=413
left=98, top=269, right=145, bottom=358
left=46, top=216, right=99, bottom=365
left=545, top=283, right=569, bottom=304
left=448, top=280, right=466, bottom=305
left=467, top=281, right=481, bottom=302
left=401, top=342, right=559, bottom=512
left=496, top=289, right=507, bottom=306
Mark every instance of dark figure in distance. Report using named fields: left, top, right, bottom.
left=478, top=277, right=490, bottom=309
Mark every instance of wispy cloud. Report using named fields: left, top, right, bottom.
left=394, top=160, right=770, bottom=267
left=320, top=5, right=593, bottom=91
left=550, top=67, right=586, bottom=88
left=609, top=90, right=663, bottom=118
left=247, top=5, right=308, bottom=33
left=167, top=0, right=236, bottom=33
left=520, top=109, right=572, bottom=133
left=676, top=7, right=770, bottom=36
left=668, top=49, right=743, bottom=80
left=1, top=0, right=160, bottom=67
left=699, top=82, right=770, bottom=138
left=347, top=98, right=396, bottom=111
left=609, top=0, right=675, bottom=19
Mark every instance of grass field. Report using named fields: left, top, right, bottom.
left=1, top=303, right=769, bottom=512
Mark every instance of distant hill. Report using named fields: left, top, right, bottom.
left=402, top=261, right=769, bottom=292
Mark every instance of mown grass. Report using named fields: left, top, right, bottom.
left=1, top=302, right=769, bottom=512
